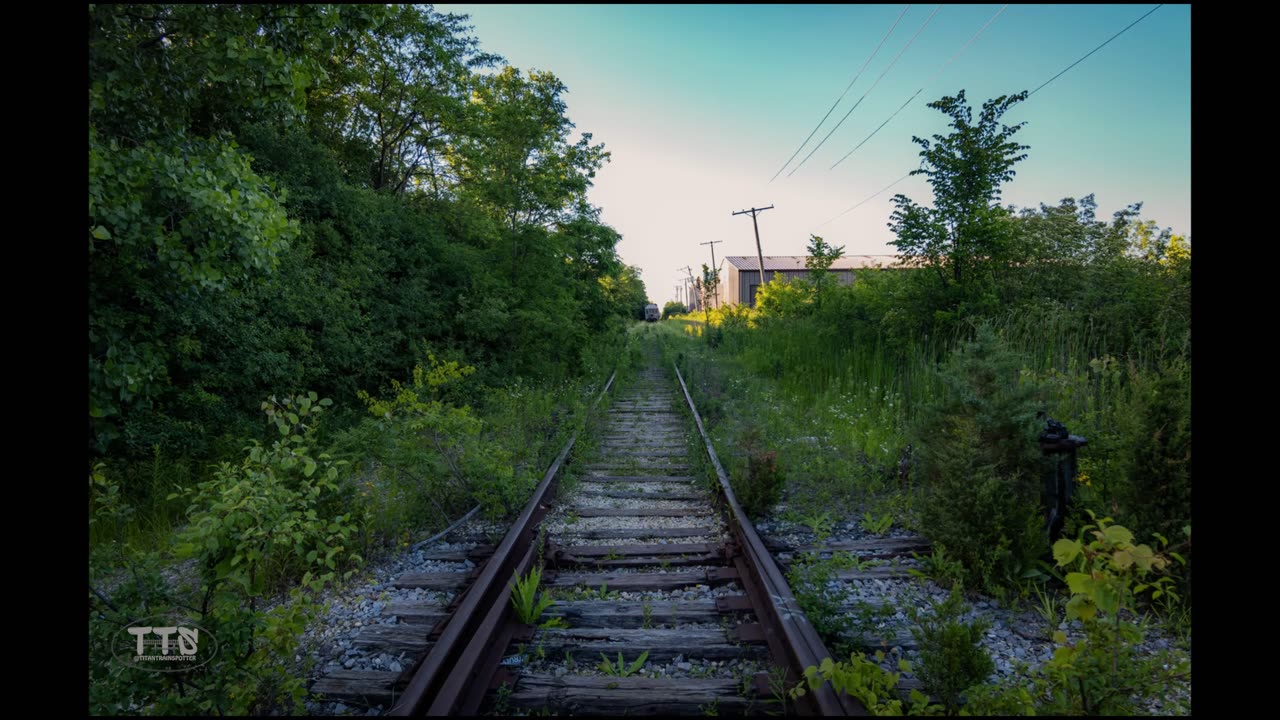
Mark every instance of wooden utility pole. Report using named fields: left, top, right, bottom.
left=679, top=266, right=696, bottom=310
left=732, top=204, right=774, bottom=306
left=699, top=241, right=723, bottom=308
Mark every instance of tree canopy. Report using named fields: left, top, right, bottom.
left=88, top=4, right=643, bottom=455
left=888, top=90, right=1029, bottom=317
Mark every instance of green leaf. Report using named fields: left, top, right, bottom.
left=92, top=225, right=112, bottom=240
left=1065, top=572, right=1093, bottom=595
left=1129, top=544, right=1155, bottom=571
left=1052, top=538, right=1081, bottom=566
left=1103, top=524, right=1134, bottom=547
left=1094, top=583, right=1120, bottom=615
left=1065, top=594, right=1096, bottom=622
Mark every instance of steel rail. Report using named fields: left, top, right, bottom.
left=389, top=370, right=617, bottom=716
left=674, top=362, right=867, bottom=716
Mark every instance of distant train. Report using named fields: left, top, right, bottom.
left=644, top=303, right=661, bottom=322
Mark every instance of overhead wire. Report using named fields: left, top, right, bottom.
left=768, top=4, right=911, bottom=183
left=813, top=4, right=1166, bottom=231
left=785, top=4, right=942, bottom=178
left=813, top=169, right=918, bottom=230
left=1028, top=4, right=1163, bottom=97
left=830, top=4, right=1009, bottom=170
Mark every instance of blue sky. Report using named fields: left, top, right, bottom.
left=435, top=4, right=1191, bottom=304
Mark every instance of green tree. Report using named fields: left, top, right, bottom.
left=88, top=5, right=386, bottom=451
left=754, top=275, right=810, bottom=320
left=599, top=265, right=650, bottom=322
left=889, top=90, right=1029, bottom=318
left=89, top=5, right=383, bottom=141
left=309, top=5, right=499, bottom=193
left=449, top=66, right=610, bottom=274
left=803, top=234, right=846, bottom=312
left=699, top=263, right=720, bottom=317
left=804, top=234, right=845, bottom=289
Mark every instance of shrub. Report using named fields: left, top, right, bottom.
left=786, top=553, right=856, bottom=647
left=352, top=356, right=516, bottom=525
left=1118, top=359, right=1191, bottom=603
left=732, top=426, right=784, bottom=518
left=909, top=588, right=994, bottom=715
left=175, top=392, right=359, bottom=595
left=1039, top=513, right=1190, bottom=715
left=790, top=651, right=938, bottom=715
left=90, top=394, right=360, bottom=715
left=662, top=301, right=687, bottom=319
left=913, top=327, right=1048, bottom=592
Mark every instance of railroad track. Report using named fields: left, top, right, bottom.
left=312, top=359, right=865, bottom=715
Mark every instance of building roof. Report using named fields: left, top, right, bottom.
left=723, top=255, right=898, bottom=271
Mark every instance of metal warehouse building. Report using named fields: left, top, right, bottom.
left=720, top=255, right=898, bottom=308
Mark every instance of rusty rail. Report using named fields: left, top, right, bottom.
left=674, top=362, right=866, bottom=716
left=389, top=370, right=616, bottom=716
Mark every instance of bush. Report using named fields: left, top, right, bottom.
left=732, top=426, right=784, bottom=518
left=1119, top=359, right=1191, bottom=603
left=790, top=651, right=938, bottom=715
left=1040, top=514, right=1190, bottom=715
left=175, top=393, right=359, bottom=596
left=90, top=395, right=360, bottom=715
left=910, top=588, right=994, bottom=715
left=352, top=357, right=516, bottom=523
left=913, top=327, right=1048, bottom=592
left=661, top=301, right=687, bottom=319
left=787, top=553, right=856, bottom=644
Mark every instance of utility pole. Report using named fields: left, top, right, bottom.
left=699, top=240, right=723, bottom=308
left=678, top=266, right=695, bottom=310
left=732, top=204, right=774, bottom=307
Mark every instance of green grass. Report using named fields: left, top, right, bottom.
left=88, top=446, right=198, bottom=552
left=657, top=300, right=1188, bottom=552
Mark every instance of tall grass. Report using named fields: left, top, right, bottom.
left=663, top=298, right=1189, bottom=534
left=89, top=445, right=195, bottom=551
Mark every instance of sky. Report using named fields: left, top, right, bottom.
left=434, top=4, right=1191, bottom=304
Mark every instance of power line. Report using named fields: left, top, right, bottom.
left=832, top=3, right=1158, bottom=170
left=922, top=4, right=1008, bottom=89
left=830, top=4, right=1009, bottom=170
left=811, top=5, right=1166, bottom=238
left=814, top=170, right=916, bottom=230
left=768, top=5, right=910, bottom=183
left=786, top=4, right=941, bottom=179
left=1028, top=4, right=1163, bottom=97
